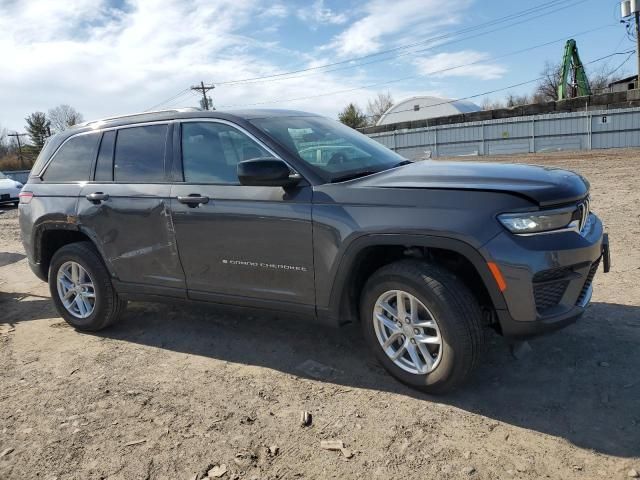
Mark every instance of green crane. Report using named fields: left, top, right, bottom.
left=557, top=39, right=592, bottom=100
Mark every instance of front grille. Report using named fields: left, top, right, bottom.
left=534, top=281, right=569, bottom=312
left=577, top=197, right=590, bottom=232
left=577, top=257, right=601, bottom=305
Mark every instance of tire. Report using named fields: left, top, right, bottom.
left=360, top=259, right=484, bottom=394
left=48, top=241, right=126, bottom=331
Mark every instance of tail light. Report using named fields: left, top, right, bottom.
left=19, top=191, right=34, bottom=204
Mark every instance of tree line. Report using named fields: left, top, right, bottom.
left=481, top=60, right=622, bottom=110
left=338, top=60, right=625, bottom=128
left=0, top=105, right=83, bottom=170
left=338, top=92, right=395, bottom=129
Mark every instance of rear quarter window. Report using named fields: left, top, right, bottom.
left=94, top=130, right=115, bottom=181
left=42, top=133, right=100, bottom=182
left=114, top=125, right=167, bottom=182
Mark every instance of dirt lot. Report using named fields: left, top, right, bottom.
left=1, top=149, right=639, bottom=480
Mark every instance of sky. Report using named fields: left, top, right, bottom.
left=0, top=0, right=633, bottom=132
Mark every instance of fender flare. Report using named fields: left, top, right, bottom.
left=326, top=233, right=507, bottom=321
left=32, top=220, right=117, bottom=279
left=32, top=217, right=79, bottom=265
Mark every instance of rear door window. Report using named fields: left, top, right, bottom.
left=43, top=133, right=100, bottom=182
left=114, top=125, right=167, bottom=182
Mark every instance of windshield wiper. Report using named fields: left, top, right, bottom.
left=394, top=160, right=413, bottom=167
left=330, top=161, right=412, bottom=183
left=330, top=170, right=380, bottom=183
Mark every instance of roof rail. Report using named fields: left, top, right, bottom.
left=76, top=107, right=201, bottom=128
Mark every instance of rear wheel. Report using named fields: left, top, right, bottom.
left=360, top=260, right=484, bottom=394
left=49, top=242, right=126, bottom=331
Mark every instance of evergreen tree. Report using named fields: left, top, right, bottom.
left=338, top=103, right=367, bottom=129
left=25, top=112, right=51, bottom=154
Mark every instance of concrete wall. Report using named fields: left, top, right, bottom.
left=367, top=106, right=640, bottom=160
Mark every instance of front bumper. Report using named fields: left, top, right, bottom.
left=483, top=213, right=608, bottom=338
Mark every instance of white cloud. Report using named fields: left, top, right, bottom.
left=414, top=50, right=506, bottom=80
left=297, top=0, right=348, bottom=26
left=0, top=0, right=311, bottom=129
left=260, top=3, right=288, bottom=18
left=0, top=0, right=498, bottom=132
left=324, top=0, right=470, bottom=58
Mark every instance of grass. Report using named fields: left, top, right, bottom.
left=0, top=153, right=35, bottom=171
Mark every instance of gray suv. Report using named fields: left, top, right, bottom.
left=19, top=109, right=610, bottom=393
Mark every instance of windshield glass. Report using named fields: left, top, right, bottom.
left=250, top=116, right=407, bottom=182
left=0, top=172, right=7, bottom=179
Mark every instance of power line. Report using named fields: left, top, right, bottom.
left=216, top=50, right=634, bottom=116
left=221, top=22, right=613, bottom=88
left=147, top=0, right=599, bottom=111
left=216, top=36, right=632, bottom=110
left=147, top=0, right=591, bottom=111
left=145, top=88, right=191, bottom=112
left=215, top=0, right=588, bottom=86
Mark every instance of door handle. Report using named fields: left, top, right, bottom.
left=86, top=192, right=109, bottom=204
left=177, top=194, right=210, bottom=207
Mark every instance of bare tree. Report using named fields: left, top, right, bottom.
left=48, top=104, right=84, bottom=133
left=481, top=97, right=504, bottom=110
left=589, top=62, right=626, bottom=94
left=505, top=93, right=531, bottom=108
left=533, top=61, right=562, bottom=103
left=532, top=60, right=627, bottom=102
left=366, top=91, right=394, bottom=125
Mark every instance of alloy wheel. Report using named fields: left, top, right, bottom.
left=56, top=261, right=96, bottom=319
left=373, top=289, right=442, bottom=375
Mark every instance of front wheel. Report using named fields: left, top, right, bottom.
left=49, top=242, right=126, bottom=331
left=360, top=260, right=484, bottom=394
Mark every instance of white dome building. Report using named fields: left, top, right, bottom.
left=376, top=95, right=481, bottom=126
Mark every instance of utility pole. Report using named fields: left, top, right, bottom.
left=621, top=1, right=640, bottom=88
left=8, top=132, right=28, bottom=169
left=636, top=10, right=640, bottom=88
left=190, top=81, right=215, bottom=110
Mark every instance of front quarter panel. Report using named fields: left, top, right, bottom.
left=312, top=184, right=534, bottom=310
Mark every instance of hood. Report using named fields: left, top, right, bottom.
left=352, top=161, right=589, bottom=206
left=0, top=178, right=20, bottom=187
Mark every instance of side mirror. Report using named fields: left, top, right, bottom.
left=237, top=158, right=301, bottom=187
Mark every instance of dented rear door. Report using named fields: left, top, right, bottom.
left=76, top=124, right=185, bottom=291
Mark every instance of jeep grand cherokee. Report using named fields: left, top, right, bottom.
left=19, top=109, right=610, bottom=393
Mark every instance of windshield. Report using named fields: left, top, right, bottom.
left=250, top=116, right=407, bottom=182
left=0, top=172, right=7, bottom=179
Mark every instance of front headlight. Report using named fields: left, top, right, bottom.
left=498, top=209, right=575, bottom=234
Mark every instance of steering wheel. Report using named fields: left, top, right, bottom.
left=327, top=152, right=348, bottom=167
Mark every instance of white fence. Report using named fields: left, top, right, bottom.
left=367, top=107, right=640, bottom=160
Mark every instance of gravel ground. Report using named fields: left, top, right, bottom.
left=1, top=149, right=639, bottom=480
